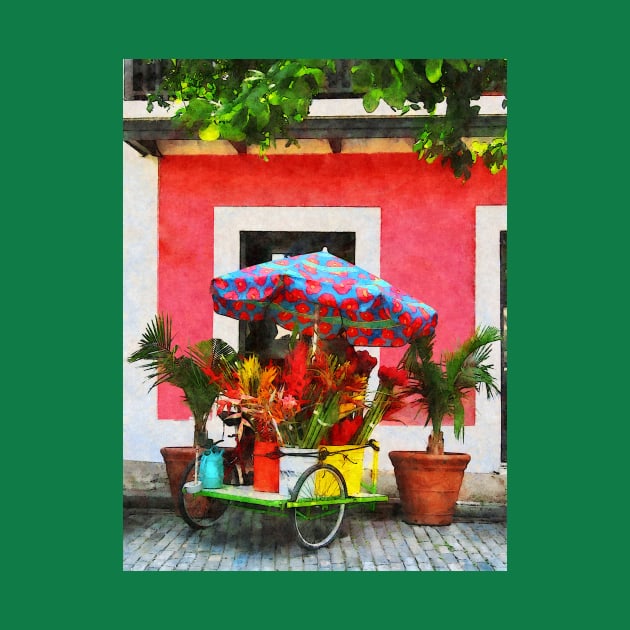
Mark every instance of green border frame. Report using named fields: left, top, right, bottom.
left=13, top=2, right=601, bottom=624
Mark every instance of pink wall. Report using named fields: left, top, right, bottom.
left=157, top=153, right=506, bottom=422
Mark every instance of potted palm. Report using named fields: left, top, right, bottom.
left=127, top=313, right=237, bottom=511
left=389, top=325, right=501, bottom=525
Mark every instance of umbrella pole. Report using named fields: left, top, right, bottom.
left=312, top=305, right=320, bottom=357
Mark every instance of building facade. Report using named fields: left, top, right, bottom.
left=123, top=60, right=507, bottom=502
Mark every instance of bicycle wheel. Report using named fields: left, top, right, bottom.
left=291, top=464, right=347, bottom=550
left=178, top=459, right=228, bottom=529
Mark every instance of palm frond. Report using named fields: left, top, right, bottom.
left=127, top=313, right=179, bottom=390
left=397, top=325, right=501, bottom=442
left=189, top=338, right=237, bottom=368
left=452, top=396, right=465, bottom=440
left=128, top=314, right=237, bottom=423
left=444, top=326, right=501, bottom=384
left=188, top=338, right=238, bottom=382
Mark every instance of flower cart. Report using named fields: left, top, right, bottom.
left=179, top=440, right=387, bottom=550
left=177, top=250, right=438, bottom=549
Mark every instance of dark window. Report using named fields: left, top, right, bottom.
left=500, top=230, right=507, bottom=463
left=238, top=231, right=356, bottom=357
left=124, top=59, right=358, bottom=101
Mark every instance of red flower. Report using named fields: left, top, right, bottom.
left=353, top=349, right=377, bottom=376
left=323, top=415, right=363, bottom=445
left=378, top=366, right=408, bottom=387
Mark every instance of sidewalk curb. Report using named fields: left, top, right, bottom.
left=123, top=491, right=506, bottom=522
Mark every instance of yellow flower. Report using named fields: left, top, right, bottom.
left=339, top=402, right=357, bottom=415
left=238, top=355, right=262, bottom=396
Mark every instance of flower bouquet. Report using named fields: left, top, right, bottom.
left=211, top=354, right=280, bottom=443
left=348, top=365, right=408, bottom=445
left=273, top=341, right=370, bottom=448
left=207, top=338, right=405, bottom=451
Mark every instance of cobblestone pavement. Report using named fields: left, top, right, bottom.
left=123, top=506, right=507, bottom=571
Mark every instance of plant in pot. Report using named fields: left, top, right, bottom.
left=389, top=325, right=502, bottom=525
left=127, top=313, right=237, bottom=511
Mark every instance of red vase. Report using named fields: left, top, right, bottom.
left=253, top=441, right=280, bottom=492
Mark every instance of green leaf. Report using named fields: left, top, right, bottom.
left=296, top=67, right=325, bottom=88
left=363, top=88, right=383, bottom=113
left=254, top=103, right=270, bottom=130
left=198, top=123, right=220, bottom=141
left=243, top=69, right=266, bottom=82
left=394, top=59, right=404, bottom=74
left=280, top=92, right=298, bottom=115
left=452, top=397, right=465, bottom=439
left=382, top=78, right=406, bottom=110
left=350, top=63, right=374, bottom=91
left=218, top=122, right=246, bottom=142
left=295, top=98, right=309, bottom=117
left=291, top=77, right=313, bottom=99
left=446, top=59, right=468, bottom=73
left=425, top=59, right=443, bottom=83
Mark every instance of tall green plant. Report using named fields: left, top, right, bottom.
left=127, top=313, right=237, bottom=446
left=399, top=325, right=501, bottom=454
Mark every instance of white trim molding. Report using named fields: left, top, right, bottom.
left=213, top=206, right=381, bottom=350
left=470, top=204, right=507, bottom=472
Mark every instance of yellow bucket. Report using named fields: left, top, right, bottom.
left=317, top=445, right=364, bottom=496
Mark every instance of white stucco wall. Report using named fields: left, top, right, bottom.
left=123, top=144, right=197, bottom=460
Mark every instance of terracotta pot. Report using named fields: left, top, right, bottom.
left=389, top=451, right=471, bottom=526
left=253, top=441, right=280, bottom=493
left=160, top=446, right=196, bottom=515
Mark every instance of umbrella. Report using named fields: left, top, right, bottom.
left=210, top=249, right=437, bottom=347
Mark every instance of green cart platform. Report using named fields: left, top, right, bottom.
left=179, top=443, right=388, bottom=550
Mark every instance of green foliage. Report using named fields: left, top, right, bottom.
left=399, top=326, right=502, bottom=443
left=127, top=313, right=237, bottom=445
left=143, top=58, right=506, bottom=180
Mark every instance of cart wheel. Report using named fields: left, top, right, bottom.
left=291, top=464, right=347, bottom=550
left=178, top=459, right=228, bottom=529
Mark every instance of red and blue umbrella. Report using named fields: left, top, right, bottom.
left=210, top=250, right=437, bottom=347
